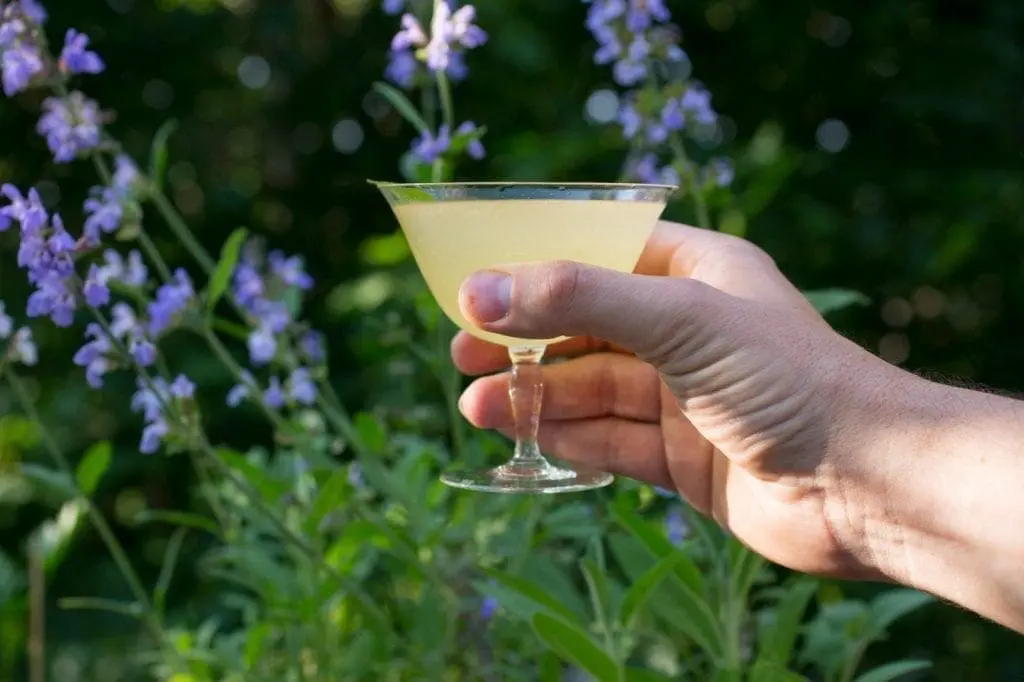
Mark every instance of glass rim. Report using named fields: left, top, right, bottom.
left=367, top=179, right=679, bottom=191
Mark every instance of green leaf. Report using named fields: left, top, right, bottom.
left=624, top=669, right=676, bottom=682
left=354, top=412, right=387, bottom=454
left=206, top=227, right=249, bottom=313
left=480, top=569, right=585, bottom=628
left=57, top=597, right=143, bottom=619
left=154, top=527, right=188, bottom=615
left=802, top=288, right=870, bottom=316
left=748, top=661, right=809, bottom=682
left=531, top=612, right=620, bottom=682
left=610, top=499, right=704, bottom=594
left=19, top=464, right=76, bottom=502
left=307, top=466, right=351, bottom=533
left=580, top=557, right=616, bottom=641
left=729, top=539, right=767, bottom=603
left=148, top=118, right=179, bottom=192
left=610, top=502, right=723, bottom=660
left=539, top=652, right=564, bottom=682
left=853, top=660, right=932, bottom=682
left=75, top=442, right=111, bottom=496
left=133, top=509, right=218, bottom=535
left=867, top=589, right=933, bottom=638
left=754, top=578, right=818, bottom=667
left=216, top=449, right=287, bottom=501
left=620, top=553, right=687, bottom=627
left=372, top=81, right=431, bottom=135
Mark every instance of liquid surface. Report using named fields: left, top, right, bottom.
left=393, top=199, right=666, bottom=347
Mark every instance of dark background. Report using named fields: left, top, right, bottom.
left=1, top=0, right=1023, bottom=678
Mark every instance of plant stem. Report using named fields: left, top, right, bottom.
left=669, top=134, right=712, bottom=230
left=436, top=71, right=456, bottom=131
left=3, top=369, right=177, bottom=661
left=148, top=190, right=216, bottom=274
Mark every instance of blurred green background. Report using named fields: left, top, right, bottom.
left=1, top=0, right=1023, bottom=679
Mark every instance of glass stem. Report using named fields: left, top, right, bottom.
left=507, top=345, right=548, bottom=470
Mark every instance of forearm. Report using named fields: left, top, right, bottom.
left=859, top=369, right=1024, bottom=631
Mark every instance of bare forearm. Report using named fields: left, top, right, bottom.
left=862, top=371, right=1024, bottom=631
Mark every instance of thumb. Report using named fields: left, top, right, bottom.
left=458, top=260, right=717, bottom=359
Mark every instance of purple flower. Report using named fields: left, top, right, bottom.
left=287, top=368, right=316, bottom=405
left=268, top=251, right=314, bottom=290
left=411, top=124, right=451, bottom=164
left=147, top=268, right=194, bottom=336
left=82, top=264, right=111, bottom=307
left=9, top=328, right=38, bottom=366
left=17, top=1, right=47, bottom=25
left=707, top=157, right=734, bottom=188
left=665, top=505, right=688, bottom=545
left=263, top=376, right=285, bottom=409
left=226, top=370, right=255, bottom=408
left=58, top=29, right=104, bottom=75
left=300, top=330, right=326, bottom=363
left=26, top=268, right=76, bottom=327
left=83, top=187, right=125, bottom=245
left=1, top=42, right=43, bottom=96
left=36, top=92, right=103, bottom=164
left=391, top=13, right=427, bottom=51
left=480, top=596, right=499, bottom=621
left=169, top=375, right=195, bottom=399
left=0, top=184, right=47, bottom=234
left=73, top=323, right=115, bottom=388
left=454, top=121, right=485, bottom=159
left=97, top=249, right=148, bottom=289
left=129, top=335, right=156, bottom=367
left=131, top=375, right=193, bottom=455
left=424, top=3, right=487, bottom=72
left=680, top=86, right=717, bottom=125
left=247, top=324, right=277, bottom=365
left=382, top=0, right=404, bottom=14
left=112, top=154, right=139, bottom=192
left=385, top=49, right=418, bottom=88
left=0, top=302, right=12, bottom=339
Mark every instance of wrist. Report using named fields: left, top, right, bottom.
left=831, top=356, right=1024, bottom=629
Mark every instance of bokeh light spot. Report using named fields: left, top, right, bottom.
left=584, top=89, right=619, bottom=124
left=332, top=119, right=365, bottom=154
left=816, top=119, right=850, bottom=153
left=237, top=55, right=271, bottom=89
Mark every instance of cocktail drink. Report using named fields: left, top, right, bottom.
left=374, top=182, right=673, bottom=493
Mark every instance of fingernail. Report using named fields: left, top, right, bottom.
left=460, top=270, right=512, bottom=324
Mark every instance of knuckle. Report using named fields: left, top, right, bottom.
left=535, top=260, right=583, bottom=313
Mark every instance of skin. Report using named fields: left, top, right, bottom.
left=452, top=221, right=1024, bottom=633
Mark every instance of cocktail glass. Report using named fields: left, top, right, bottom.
left=373, top=182, right=674, bottom=493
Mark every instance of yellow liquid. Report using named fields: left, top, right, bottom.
left=393, top=199, right=666, bottom=346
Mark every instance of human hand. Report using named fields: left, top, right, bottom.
left=452, top=221, right=905, bottom=580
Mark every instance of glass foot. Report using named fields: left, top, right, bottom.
left=441, top=461, right=614, bottom=494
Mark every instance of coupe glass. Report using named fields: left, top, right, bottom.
left=373, top=182, right=674, bottom=493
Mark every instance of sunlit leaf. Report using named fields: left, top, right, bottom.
left=531, top=612, right=620, bottom=682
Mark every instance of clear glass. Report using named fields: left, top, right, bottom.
left=372, top=181, right=675, bottom=493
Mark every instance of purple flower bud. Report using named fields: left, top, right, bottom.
left=268, top=251, right=314, bottom=290
left=36, top=92, right=103, bottom=164
left=147, top=269, right=194, bottom=336
left=247, top=324, right=277, bottom=365
left=0, top=302, right=12, bottom=339
left=129, top=335, right=157, bottom=367
left=385, top=49, right=418, bottom=88
left=392, top=14, right=427, bottom=51
left=480, top=596, right=499, bottom=620
left=59, top=29, right=105, bottom=75
left=300, top=330, right=326, bottom=363
left=411, top=124, right=451, bottom=164
left=263, top=376, right=285, bottom=409
left=18, top=0, right=47, bottom=25
left=83, top=187, right=124, bottom=245
left=140, top=420, right=168, bottom=454
left=10, top=327, right=37, bottom=366
left=708, top=157, right=734, bottom=188
left=2, top=43, right=43, bottom=96
left=169, top=375, right=195, bottom=399
left=227, top=370, right=254, bottom=408
left=665, top=506, right=688, bottom=545
left=287, top=368, right=316, bottom=406
left=83, top=264, right=111, bottom=307
left=382, top=0, right=404, bottom=14
left=74, top=324, right=114, bottom=388
left=1, top=184, right=47, bottom=234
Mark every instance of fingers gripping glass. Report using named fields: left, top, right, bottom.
left=373, top=182, right=674, bottom=493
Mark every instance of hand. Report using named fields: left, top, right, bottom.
left=452, top=221, right=905, bottom=581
